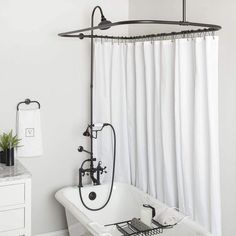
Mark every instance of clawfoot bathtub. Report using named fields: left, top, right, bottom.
left=55, top=182, right=211, bottom=236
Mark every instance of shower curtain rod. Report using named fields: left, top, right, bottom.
left=66, top=27, right=218, bottom=40
left=58, top=0, right=221, bottom=39
left=58, top=20, right=221, bottom=40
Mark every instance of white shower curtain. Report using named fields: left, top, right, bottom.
left=93, top=36, right=221, bottom=236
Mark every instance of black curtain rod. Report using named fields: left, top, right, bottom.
left=58, top=0, right=221, bottom=39
left=62, top=27, right=219, bottom=40
left=58, top=20, right=221, bottom=38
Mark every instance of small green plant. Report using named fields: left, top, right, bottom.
left=0, top=133, right=10, bottom=151
left=9, top=130, right=21, bottom=149
left=0, top=130, right=21, bottom=150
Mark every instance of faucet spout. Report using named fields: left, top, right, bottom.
left=78, top=158, right=107, bottom=187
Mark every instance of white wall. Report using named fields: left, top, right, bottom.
left=129, top=1, right=236, bottom=236
left=0, top=0, right=128, bottom=234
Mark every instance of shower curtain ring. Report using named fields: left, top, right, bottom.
left=191, top=33, right=194, bottom=40
left=151, top=37, right=154, bottom=44
left=187, top=34, right=190, bottom=41
left=212, top=31, right=216, bottom=39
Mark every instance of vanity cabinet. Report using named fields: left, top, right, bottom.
left=0, top=161, right=31, bottom=236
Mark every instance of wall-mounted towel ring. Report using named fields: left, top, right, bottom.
left=17, top=98, right=41, bottom=111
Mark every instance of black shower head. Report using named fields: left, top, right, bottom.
left=98, top=15, right=112, bottom=30
left=83, top=127, right=91, bottom=137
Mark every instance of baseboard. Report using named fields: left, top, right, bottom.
left=36, top=229, right=69, bottom=236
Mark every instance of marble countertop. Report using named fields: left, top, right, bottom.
left=0, top=159, right=31, bottom=182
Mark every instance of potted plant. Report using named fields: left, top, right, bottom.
left=0, top=131, right=21, bottom=166
left=0, top=133, right=10, bottom=164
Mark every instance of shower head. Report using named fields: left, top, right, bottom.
left=82, top=123, right=109, bottom=139
left=98, top=15, right=112, bottom=30
left=83, top=127, right=91, bottom=137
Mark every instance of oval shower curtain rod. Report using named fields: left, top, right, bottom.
left=58, top=0, right=222, bottom=39
left=58, top=20, right=221, bottom=39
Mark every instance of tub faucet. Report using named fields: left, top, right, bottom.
left=78, top=123, right=111, bottom=187
left=78, top=146, right=107, bottom=187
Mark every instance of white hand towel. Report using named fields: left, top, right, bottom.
left=16, top=109, right=43, bottom=157
left=154, top=207, right=185, bottom=226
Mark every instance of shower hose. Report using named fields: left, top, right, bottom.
left=78, top=123, right=116, bottom=211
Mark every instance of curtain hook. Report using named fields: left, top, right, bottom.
left=188, top=35, right=190, bottom=41
left=151, top=36, right=154, bottom=44
left=175, top=34, right=178, bottom=41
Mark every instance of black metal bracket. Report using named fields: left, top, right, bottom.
left=17, top=98, right=41, bottom=111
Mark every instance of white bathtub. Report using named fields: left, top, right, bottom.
left=55, top=182, right=211, bottom=236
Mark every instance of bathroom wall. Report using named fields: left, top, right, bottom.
left=0, top=0, right=128, bottom=234
left=129, top=0, right=236, bottom=236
